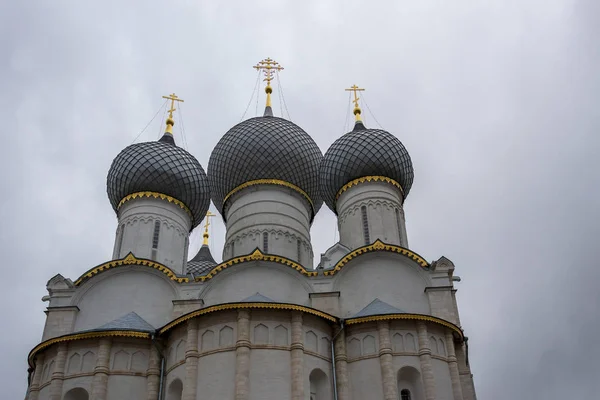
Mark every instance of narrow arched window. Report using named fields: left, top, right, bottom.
left=152, top=220, right=161, bottom=249
left=151, top=220, right=161, bottom=260
left=231, top=240, right=235, bottom=258
left=297, top=239, right=302, bottom=263
left=182, top=236, right=188, bottom=268
left=361, top=205, right=370, bottom=245
left=115, top=224, right=125, bottom=258
left=263, top=232, right=269, bottom=253
left=401, top=389, right=411, bottom=400
left=395, top=208, right=403, bottom=244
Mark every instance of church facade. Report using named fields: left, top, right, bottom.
left=25, top=61, right=477, bottom=400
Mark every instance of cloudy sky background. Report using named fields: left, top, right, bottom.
left=2, top=0, right=599, bottom=398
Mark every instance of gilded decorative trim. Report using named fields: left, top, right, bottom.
left=223, top=179, right=314, bottom=210
left=160, top=302, right=336, bottom=334
left=195, top=248, right=318, bottom=282
left=323, top=239, right=429, bottom=276
left=28, top=330, right=151, bottom=367
left=74, top=253, right=189, bottom=286
left=117, top=191, right=193, bottom=221
left=345, top=313, right=463, bottom=340
left=336, top=176, right=404, bottom=200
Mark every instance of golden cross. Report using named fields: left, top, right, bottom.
left=345, top=85, right=365, bottom=109
left=162, top=93, right=184, bottom=120
left=253, top=57, right=284, bottom=86
left=203, top=211, right=216, bottom=245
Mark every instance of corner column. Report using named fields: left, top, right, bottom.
left=91, top=338, right=112, bottom=400
left=290, top=311, right=304, bottom=400
left=183, top=319, right=200, bottom=400
left=445, top=330, right=464, bottom=400
left=28, top=353, right=45, bottom=400
left=416, top=322, right=436, bottom=400
left=377, top=321, right=398, bottom=400
left=235, top=309, right=251, bottom=400
left=334, top=327, right=350, bottom=400
left=146, top=344, right=161, bottom=400
left=48, top=343, right=68, bottom=400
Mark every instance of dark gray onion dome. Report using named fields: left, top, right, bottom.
left=320, top=121, right=414, bottom=213
left=106, top=133, right=211, bottom=229
left=208, top=110, right=323, bottom=220
left=186, top=245, right=217, bottom=275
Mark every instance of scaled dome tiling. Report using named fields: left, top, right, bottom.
left=319, top=123, right=414, bottom=213
left=106, top=135, right=211, bottom=229
left=186, top=245, right=217, bottom=276
left=207, top=115, right=323, bottom=219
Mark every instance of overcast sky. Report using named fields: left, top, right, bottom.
left=2, top=0, right=599, bottom=399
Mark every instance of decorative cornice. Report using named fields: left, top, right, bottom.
left=28, top=330, right=151, bottom=367
left=336, top=176, right=404, bottom=201
left=223, top=179, right=314, bottom=211
left=323, top=239, right=429, bottom=276
left=117, top=191, right=193, bottom=221
left=159, top=302, right=337, bottom=334
left=195, top=248, right=318, bottom=282
left=345, top=313, right=463, bottom=340
left=74, top=253, right=189, bottom=286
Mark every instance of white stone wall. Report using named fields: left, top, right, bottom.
left=72, top=268, right=176, bottom=332
left=334, top=253, right=431, bottom=317
left=116, top=197, right=191, bottom=273
left=200, top=262, right=312, bottom=307
left=223, top=186, right=314, bottom=266
left=337, top=181, right=407, bottom=250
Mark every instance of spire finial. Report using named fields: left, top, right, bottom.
left=161, top=93, right=184, bottom=134
left=253, top=58, right=284, bottom=109
left=345, top=85, right=365, bottom=122
left=202, top=211, right=216, bottom=246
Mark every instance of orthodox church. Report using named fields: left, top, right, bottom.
left=25, top=59, right=477, bottom=400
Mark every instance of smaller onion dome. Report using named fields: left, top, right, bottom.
left=106, top=97, right=210, bottom=228
left=186, top=244, right=217, bottom=276
left=207, top=108, right=323, bottom=219
left=320, top=120, right=414, bottom=213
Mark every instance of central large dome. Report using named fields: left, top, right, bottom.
left=208, top=114, right=323, bottom=219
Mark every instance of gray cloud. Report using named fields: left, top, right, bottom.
left=2, top=1, right=599, bottom=398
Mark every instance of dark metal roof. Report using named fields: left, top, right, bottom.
left=207, top=114, right=323, bottom=219
left=96, top=312, right=155, bottom=332
left=240, top=292, right=276, bottom=303
left=106, top=133, right=211, bottom=228
left=351, top=298, right=405, bottom=318
left=186, top=244, right=217, bottom=275
left=319, top=122, right=414, bottom=212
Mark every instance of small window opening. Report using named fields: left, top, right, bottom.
left=231, top=240, right=235, bottom=258
left=263, top=232, right=269, bottom=253
left=152, top=220, right=161, bottom=249
left=401, top=389, right=411, bottom=400
left=361, top=205, right=370, bottom=245
left=297, top=239, right=302, bottom=263
left=395, top=208, right=403, bottom=245
left=115, top=224, right=125, bottom=258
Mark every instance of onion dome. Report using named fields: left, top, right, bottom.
left=106, top=94, right=210, bottom=229
left=207, top=107, right=323, bottom=220
left=187, top=244, right=217, bottom=275
left=320, top=119, right=414, bottom=213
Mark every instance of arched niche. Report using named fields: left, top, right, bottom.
left=64, top=387, right=89, bottom=400
left=167, top=378, right=183, bottom=400
left=309, top=368, right=330, bottom=400
left=397, top=366, right=425, bottom=400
